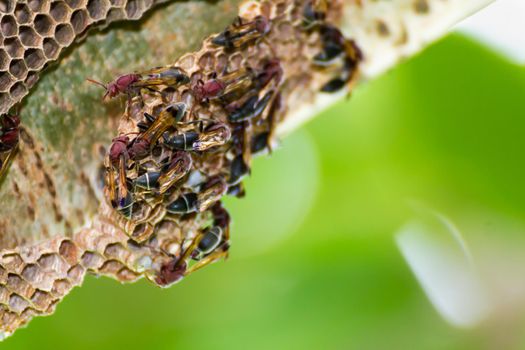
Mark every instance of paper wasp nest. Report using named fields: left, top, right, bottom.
left=0, top=0, right=168, bottom=114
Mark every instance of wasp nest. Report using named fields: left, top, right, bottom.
left=0, top=0, right=168, bottom=114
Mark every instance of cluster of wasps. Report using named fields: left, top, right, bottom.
left=0, top=112, right=20, bottom=182
left=90, top=0, right=362, bottom=286
left=90, top=13, right=283, bottom=286
left=304, top=0, right=363, bottom=93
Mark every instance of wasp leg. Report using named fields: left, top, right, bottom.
left=0, top=146, right=18, bottom=182
left=173, top=232, right=205, bottom=270
left=185, top=248, right=229, bottom=275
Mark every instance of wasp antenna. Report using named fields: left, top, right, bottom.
left=86, top=78, right=107, bottom=89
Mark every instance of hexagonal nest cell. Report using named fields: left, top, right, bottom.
left=0, top=0, right=167, bottom=113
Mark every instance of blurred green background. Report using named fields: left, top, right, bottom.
left=5, top=33, right=525, bottom=349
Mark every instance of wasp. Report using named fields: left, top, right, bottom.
left=0, top=113, right=20, bottom=180
left=157, top=151, right=193, bottom=194
left=229, top=154, right=250, bottom=185
left=166, top=192, right=198, bottom=214
left=192, top=77, right=226, bottom=102
left=163, top=122, right=231, bottom=152
left=255, top=59, right=283, bottom=90
left=212, top=15, right=271, bottom=49
left=190, top=226, right=224, bottom=260
left=132, top=66, right=190, bottom=89
left=157, top=202, right=231, bottom=286
left=87, top=74, right=141, bottom=101
left=134, top=152, right=192, bottom=195
left=192, top=123, right=231, bottom=151
left=251, top=131, right=270, bottom=154
left=155, top=224, right=220, bottom=287
left=0, top=113, right=20, bottom=152
left=227, top=183, right=245, bottom=198
left=162, top=131, right=199, bottom=151
left=313, top=25, right=346, bottom=66
left=88, top=66, right=189, bottom=101
left=165, top=179, right=226, bottom=215
left=107, top=135, right=134, bottom=218
left=320, top=40, right=362, bottom=93
left=129, top=103, right=187, bottom=160
left=136, top=111, right=157, bottom=132
left=228, top=90, right=274, bottom=123
left=196, top=177, right=228, bottom=212
left=215, top=68, right=257, bottom=103
left=314, top=25, right=362, bottom=93
left=186, top=202, right=231, bottom=273
left=303, top=0, right=328, bottom=28
left=156, top=259, right=187, bottom=287
left=210, top=201, right=230, bottom=233
left=263, top=91, right=282, bottom=153
left=134, top=171, right=161, bottom=191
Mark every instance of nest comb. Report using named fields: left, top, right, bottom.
left=0, top=0, right=168, bottom=114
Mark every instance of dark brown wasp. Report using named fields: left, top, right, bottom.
left=129, top=103, right=187, bottom=160
left=320, top=40, right=362, bottom=93
left=186, top=202, right=231, bottom=273
left=303, top=0, right=328, bottom=28
left=155, top=225, right=222, bottom=287
left=190, top=226, right=224, bottom=260
left=133, top=151, right=191, bottom=194
left=217, top=61, right=279, bottom=106
left=192, top=123, right=231, bottom=151
left=162, top=131, right=199, bottom=151
left=228, top=90, right=274, bottom=123
left=255, top=59, right=283, bottom=90
left=163, top=122, right=231, bottom=152
left=196, top=177, right=228, bottom=212
left=210, top=201, right=231, bottom=234
left=88, top=67, right=189, bottom=101
left=166, top=177, right=226, bottom=215
left=157, top=202, right=231, bottom=286
left=156, top=259, right=187, bottom=287
left=132, top=66, right=190, bottom=89
left=134, top=171, right=161, bottom=191
left=229, top=154, right=250, bottom=185
left=216, top=68, right=257, bottom=103
left=227, top=182, right=245, bottom=198
left=157, top=151, right=193, bottom=194
left=212, top=15, right=271, bottom=49
left=136, top=111, right=157, bottom=132
left=0, top=113, right=20, bottom=152
left=166, top=192, right=198, bottom=214
left=107, top=135, right=134, bottom=218
left=244, top=94, right=281, bottom=157
left=87, top=74, right=141, bottom=101
left=192, top=77, right=226, bottom=102
left=262, top=91, right=282, bottom=153
left=313, top=25, right=347, bottom=66
left=251, top=131, right=270, bottom=154
left=192, top=68, right=255, bottom=104
left=314, top=24, right=362, bottom=93
left=0, top=113, right=20, bottom=180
